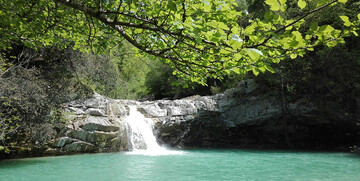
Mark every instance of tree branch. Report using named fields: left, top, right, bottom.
left=247, top=0, right=339, bottom=48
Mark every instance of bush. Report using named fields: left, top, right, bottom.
left=0, top=44, right=92, bottom=152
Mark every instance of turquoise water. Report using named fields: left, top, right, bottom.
left=0, top=149, right=359, bottom=181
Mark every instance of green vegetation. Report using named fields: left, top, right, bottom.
left=72, top=41, right=154, bottom=99
left=1, top=0, right=358, bottom=84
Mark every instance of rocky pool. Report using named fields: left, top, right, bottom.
left=1, top=149, right=359, bottom=181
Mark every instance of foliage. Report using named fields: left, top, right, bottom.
left=254, top=0, right=360, bottom=109
left=71, top=41, right=156, bottom=99
left=145, top=61, right=216, bottom=99
left=0, top=45, right=92, bottom=153
left=0, top=97, right=20, bottom=153
left=0, top=41, right=167, bottom=154
left=109, top=41, right=153, bottom=99
left=258, top=35, right=360, bottom=111
left=1, top=0, right=358, bottom=84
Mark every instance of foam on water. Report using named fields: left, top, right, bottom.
left=125, top=148, right=185, bottom=156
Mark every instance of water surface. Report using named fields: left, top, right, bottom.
left=0, top=149, right=359, bottom=181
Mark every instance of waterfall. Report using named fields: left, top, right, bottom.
left=124, top=105, right=183, bottom=156
left=124, top=105, right=162, bottom=151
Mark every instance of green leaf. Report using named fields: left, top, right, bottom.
left=218, top=22, right=230, bottom=30
left=244, top=24, right=256, bottom=35
left=358, top=13, right=360, bottom=20
left=168, top=1, right=177, bottom=11
left=338, top=0, right=348, bottom=3
left=210, top=37, right=220, bottom=42
left=265, top=0, right=281, bottom=11
left=316, top=0, right=330, bottom=7
left=340, top=16, right=351, bottom=26
left=252, top=68, right=259, bottom=76
left=265, top=0, right=286, bottom=11
left=0, top=146, right=4, bottom=151
left=246, top=48, right=264, bottom=60
left=233, top=67, right=240, bottom=74
left=290, top=54, right=297, bottom=59
left=319, top=25, right=334, bottom=34
left=173, top=21, right=185, bottom=29
left=297, top=0, right=306, bottom=9
left=248, top=48, right=264, bottom=56
left=352, top=31, right=358, bottom=36
left=258, top=66, right=266, bottom=73
left=203, top=0, right=212, bottom=12
left=265, top=65, right=275, bottom=73
left=207, top=21, right=218, bottom=28
left=231, top=34, right=243, bottom=43
left=326, top=40, right=337, bottom=47
left=234, top=53, right=242, bottom=59
left=229, top=40, right=243, bottom=49
left=310, top=22, right=318, bottom=32
left=220, top=49, right=232, bottom=54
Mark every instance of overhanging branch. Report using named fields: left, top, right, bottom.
left=247, top=0, right=339, bottom=48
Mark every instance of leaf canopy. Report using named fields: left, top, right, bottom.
left=0, top=0, right=358, bottom=84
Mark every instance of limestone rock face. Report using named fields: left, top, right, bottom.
left=48, top=91, right=219, bottom=154
left=45, top=79, right=360, bottom=155
left=47, top=95, right=130, bottom=155
left=154, top=79, right=359, bottom=149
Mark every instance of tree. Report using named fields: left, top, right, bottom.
left=1, top=0, right=359, bottom=84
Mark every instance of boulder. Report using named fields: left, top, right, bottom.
left=63, top=141, right=96, bottom=153
left=140, top=104, right=167, bottom=117
left=68, top=130, right=118, bottom=145
left=86, top=108, right=106, bottom=116
left=166, top=106, right=197, bottom=116
left=108, top=103, right=127, bottom=117
left=49, top=137, right=75, bottom=148
left=81, top=116, right=119, bottom=132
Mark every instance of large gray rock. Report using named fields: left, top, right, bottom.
left=140, top=104, right=167, bottom=117
left=50, top=137, right=75, bottom=148
left=81, top=116, right=119, bottom=132
left=108, top=103, right=127, bottom=117
left=63, top=141, right=96, bottom=153
left=166, top=106, right=197, bottom=116
left=85, top=108, right=106, bottom=116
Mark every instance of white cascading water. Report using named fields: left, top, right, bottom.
left=124, top=105, right=183, bottom=156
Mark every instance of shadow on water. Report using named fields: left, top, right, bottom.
left=183, top=147, right=360, bottom=155
left=345, top=153, right=360, bottom=160
left=0, top=159, right=48, bottom=169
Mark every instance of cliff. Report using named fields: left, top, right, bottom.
left=35, top=79, right=360, bottom=156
